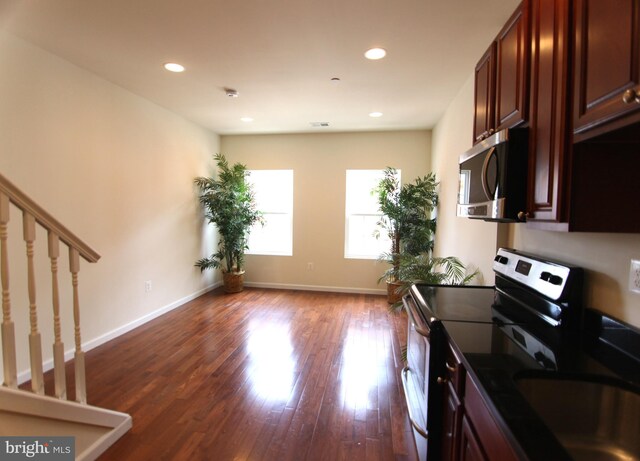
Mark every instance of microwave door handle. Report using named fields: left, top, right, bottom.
left=481, top=146, right=497, bottom=201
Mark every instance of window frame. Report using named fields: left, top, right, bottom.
left=245, top=169, right=294, bottom=257
left=344, top=169, right=400, bottom=260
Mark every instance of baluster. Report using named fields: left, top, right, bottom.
left=24, top=212, right=44, bottom=394
left=70, top=248, right=86, bottom=404
left=49, top=232, right=66, bottom=399
left=0, top=193, right=17, bottom=388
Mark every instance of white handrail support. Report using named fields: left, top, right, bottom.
left=0, top=192, right=17, bottom=388
left=0, top=172, right=99, bottom=405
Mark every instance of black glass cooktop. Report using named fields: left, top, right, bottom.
left=411, top=284, right=497, bottom=323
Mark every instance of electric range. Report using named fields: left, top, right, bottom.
left=401, top=248, right=584, bottom=461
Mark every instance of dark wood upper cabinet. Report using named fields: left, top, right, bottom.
left=573, top=0, right=640, bottom=141
left=468, top=0, right=640, bottom=231
left=526, top=0, right=572, bottom=226
left=473, top=44, right=496, bottom=144
left=495, top=2, right=530, bottom=131
left=473, top=1, right=529, bottom=145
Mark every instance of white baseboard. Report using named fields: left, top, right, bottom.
left=16, top=282, right=221, bottom=385
left=243, top=281, right=386, bottom=296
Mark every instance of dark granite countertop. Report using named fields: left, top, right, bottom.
left=442, top=309, right=640, bottom=461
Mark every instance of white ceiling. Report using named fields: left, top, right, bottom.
left=0, top=0, right=519, bottom=135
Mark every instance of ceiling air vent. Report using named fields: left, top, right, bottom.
left=310, top=122, right=330, bottom=127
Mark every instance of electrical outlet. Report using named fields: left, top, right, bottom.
left=629, top=260, right=640, bottom=294
left=145, top=280, right=152, bottom=293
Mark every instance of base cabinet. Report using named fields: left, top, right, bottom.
left=438, top=341, right=519, bottom=461
left=459, top=415, right=487, bottom=461
left=462, top=373, right=520, bottom=461
left=442, top=381, right=462, bottom=461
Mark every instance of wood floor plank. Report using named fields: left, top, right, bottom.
left=35, top=288, right=417, bottom=460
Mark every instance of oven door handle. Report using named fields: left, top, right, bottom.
left=401, top=367, right=429, bottom=439
left=402, top=294, right=430, bottom=338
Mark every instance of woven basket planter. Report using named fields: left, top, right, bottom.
left=386, top=280, right=404, bottom=304
left=223, top=270, right=245, bottom=293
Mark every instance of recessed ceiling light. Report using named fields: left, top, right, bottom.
left=364, top=48, right=387, bottom=60
left=163, top=62, right=185, bottom=73
left=240, top=117, right=254, bottom=122
left=369, top=111, right=383, bottom=118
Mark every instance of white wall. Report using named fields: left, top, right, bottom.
left=0, top=32, right=220, bottom=382
left=432, top=71, right=640, bottom=328
left=430, top=76, right=502, bottom=285
left=221, top=131, right=431, bottom=293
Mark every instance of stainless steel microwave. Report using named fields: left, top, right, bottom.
left=457, top=128, right=528, bottom=222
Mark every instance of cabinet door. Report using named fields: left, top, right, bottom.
left=442, top=381, right=462, bottom=461
left=473, top=43, right=496, bottom=144
left=526, top=0, right=572, bottom=225
left=495, top=0, right=530, bottom=131
left=459, top=415, right=487, bottom=461
left=573, top=0, right=640, bottom=140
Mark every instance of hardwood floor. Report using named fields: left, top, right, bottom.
left=49, top=288, right=418, bottom=460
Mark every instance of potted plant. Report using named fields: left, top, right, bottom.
left=374, top=167, right=438, bottom=303
left=374, top=168, right=476, bottom=303
left=194, top=153, right=263, bottom=293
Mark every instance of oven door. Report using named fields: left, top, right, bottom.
left=401, top=294, right=431, bottom=461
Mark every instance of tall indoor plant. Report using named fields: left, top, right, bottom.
left=194, top=153, right=263, bottom=293
left=374, top=167, right=473, bottom=303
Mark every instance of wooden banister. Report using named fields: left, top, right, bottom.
left=0, top=170, right=99, bottom=404
left=0, top=172, right=100, bottom=263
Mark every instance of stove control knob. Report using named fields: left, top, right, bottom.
left=540, top=271, right=563, bottom=285
left=549, top=275, right=563, bottom=285
left=494, top=255, right=509, bottom=265
left=534, top=351, right=555, bottom=369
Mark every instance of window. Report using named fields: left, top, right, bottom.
left=246, top=170, right=293, bottom=256
left=344, top=169, right=399, bottom=259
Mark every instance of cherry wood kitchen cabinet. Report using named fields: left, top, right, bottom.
left=443, top=382, right=463, bottom=460
left=524, top=0, right=572, bottom=226
left=463, top=373, right=520, bottom=461
left=473, top=44, right=496, bottom=144
left=473, top=1, right=529, bottom=144
left=439, top=340, right=520, bottom=461
left=573, top=0, right=640, bottom=141
left=525, top=0, right=640, bottom=232
left=441, top=343, right=464, bottom=461
left=459, top=415, right=487, bottom=461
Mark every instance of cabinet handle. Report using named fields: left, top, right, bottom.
left=446, top=362, right=456, bottom=373
left=517, top=211, right=530, bottom=221
left=622, top=89, right=640, bottom=104
left=488, top=128, right=495, bottom=135
left=437, top=377, right=448, bottom=385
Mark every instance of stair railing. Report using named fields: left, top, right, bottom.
left=0, top=172, right=99, bottom=404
